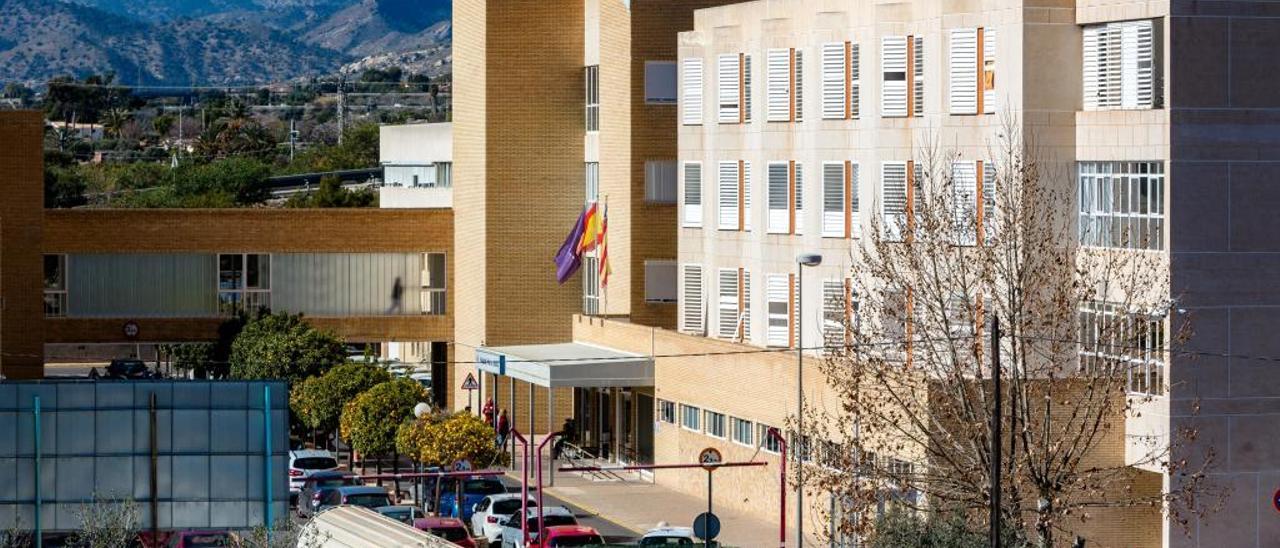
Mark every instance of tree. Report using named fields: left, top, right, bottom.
left=161, top=343, right=213, bottom=378
left=196, top=116, right=275, bottom=160
left=805, top=124, right=1220, bottom=547
left=340, top=378, right=428, bottom=476
left=68, top=494, right=138, bottom=548
left=284, top=176, right=376, bottom=208
left=44, top=150, right=87, bottom=208
left=170, top=157, right=272, bottom=206
left=240, top=517, right=328, bottom=548
left=152, top=114, right=176, bottom=139
left=291, top=362, right=392, bottom=445
left=866, top=508, right=1026, bottom=548
left=397, top=412, right=510, bottom=470
left=229, top=312, right=346, bottom=385
left=101, top=107, right=131, bottom=138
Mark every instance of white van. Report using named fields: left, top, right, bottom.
left=301, top=505, right=461, bottom=548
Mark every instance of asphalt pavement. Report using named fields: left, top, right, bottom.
left=495, top=476, right=640, bottom=543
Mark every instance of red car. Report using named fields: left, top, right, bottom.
left=533, top=525, right=606, bottom=548
left=413, top=516, right=476, bottom=548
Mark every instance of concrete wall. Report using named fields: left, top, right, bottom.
left=380, top=123, right=453, bottom=165
left=0, top=112, right=45, bottom=380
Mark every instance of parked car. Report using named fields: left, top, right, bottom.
left=470, top=494, right=538, bottom=543
left=498, top=506, right=578, bottom=548
left=413, top=516, right=477, bottom=548
left=165, top=530, right=237, bottom=547
left=315, top=485, right=391, bottom=513
left=375, top=505, right=425, bottom=525
left=533, top=525, right=605, bottom=547
left=104, top=358, right=155, bottom=379
left=409, top=372, right=433, bottom=392
left=298, top=470, right=361, bottom=518
left=638, top=525, right=697, bottom=545
left=288, top=449, right=340, bottom=503
left=438, top=477, right=507, bottom=521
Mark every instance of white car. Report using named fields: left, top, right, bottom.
left=639, top=525, right=698, bottom=545
left=469, top=494, right=538, bottom=543
left=498, top=506, right=577, bottom=547
left=288, top=449, right=339, bottom=501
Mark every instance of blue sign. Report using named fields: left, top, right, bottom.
left=477, top=351, right=507, bottom=375
left=693, top=512, right=721, bottom=541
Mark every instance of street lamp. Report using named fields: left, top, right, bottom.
left=795, top=252, right=822, bottom=547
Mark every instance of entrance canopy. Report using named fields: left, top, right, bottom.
left=475, top=343, right=653, bottom=388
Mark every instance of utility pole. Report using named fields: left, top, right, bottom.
left=289, top=118, right=297, bottom=162
left=990, top=315, right=1002, bottom=548
left=337, top=75, right=347, bottom=144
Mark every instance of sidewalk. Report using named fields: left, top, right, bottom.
left=509, top=462, right=796, bottom=547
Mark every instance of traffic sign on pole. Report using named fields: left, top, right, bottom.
left=461, top=373, right=480, bottom=391
left=693, top=511, right=721, bottom=541
left=698, top=447, right=723, bottom=470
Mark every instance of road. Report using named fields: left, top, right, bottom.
left=495, top=476, right=639, bottom=544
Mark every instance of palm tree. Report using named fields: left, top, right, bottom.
left=101, top=108, right=131, bottom=138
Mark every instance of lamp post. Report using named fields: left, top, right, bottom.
left=795, top=252, right=822, bottom=547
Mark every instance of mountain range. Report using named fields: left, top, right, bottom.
left=0, top=0, right=452, bottom=87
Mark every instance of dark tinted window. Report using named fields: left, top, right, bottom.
left=550, top=534, right=605, bottom=547
left=528, top=515, right=578, bottom=529
left=315, top=477, right=356, bottom=488
left=345, top=494, right=390, bottom=508
left=429, top=527, right=470, bottom=542
left=181, top=533, right=232, bottom=547
left=293, top=457, right=338, bottom=470
left=463, top=479, right=506, bottom=495
left=493, top=499, right=535, bottom=514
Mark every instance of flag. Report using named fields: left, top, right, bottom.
left=599, top=204, right=611, bottom=287
left=577, top=202, right=601, bottom=254
left=555, top=206, right=589, bottom=284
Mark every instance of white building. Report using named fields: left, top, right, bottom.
left=379, top=122, right=453, bottom=208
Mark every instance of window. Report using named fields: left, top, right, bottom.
left=881, top=162, right=908, bottom=241
left=658, top=400, right=676, bottom=423
left=44, top=254, right=67, bottom=317
left=718, top=54, right=741, bottom=123
left=1077, top=161, right=1164, bottom=250
left=583, top=255, right=600, bottom=315
left=683, top=162, right=702, bottom=227
left=680, top=404, right=701, bottom=431
left=821, top=42, right=860, bottom=119
left=731, top=417, right=753, bottom=446
left=585, top=65, right=600, bottom=131
left=743, top=54, right=753, bottom=122
left=1078, top=302, right=1166, bottom=396
left=704, top=410, right=726, bottom=438
left=645, top=61, right=678, bottom=104
left=789, top=431, right=814, bottom=463
left=758, top=424, right=782, bottom=453
left=951, top=160, right=997, bottom=246
left=822, top=161, right=859, bottom=238
left=644, top=260, right=677, bottom=303
left=218, top=253, right=270, bottom=316
left=585, top=162, right=600, bottom=204
left=767, top=48, right=803, bottom=122
left=645, top=160, right=678, bottom=204
left=435, top=162, right=452, bottom=188
left=948, top=28, right=998, bottom=115
left=716, top=268, right=750, bottom=341
left=682, top=58, right=703, bottom=125
left=422, top=252, right=446, bottom=315
left=412, top=174, right=419, bottom=187
left=1083, top=20, right=1160, bottom=110
left=718, top=161, right=740, bottom=230
left=680, top=264, right=705, bottom=334
left=766, top=274, right=791, bottom=347
left=822, top=279, right=855, bottom=352
left=882, top=36, right=922, bottom=117
left=767, top=162, right=803, bottom=234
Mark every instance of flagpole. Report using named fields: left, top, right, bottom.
left=603, top=194, right=608, bottom=317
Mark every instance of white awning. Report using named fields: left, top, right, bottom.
left=475, top=343, right=654, bottom=388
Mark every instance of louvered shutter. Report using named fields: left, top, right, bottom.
left=742, top=160, right=752, bottom=230
left=822, top=280, right=845, bottom=352
left=793, top=163, right=804, bottom=235
left=718, top=161, right=739, bottom=230
left=850, top=44, right=861, bottom=118
left=794, top=49, right=804, bottom=122
left=743, top=54, right=753, bottom=122
left=683, top=162, right=702, bottom=227
left=850, top=162, right=861, bottom=238
left=742, top=270, right=752, bottom=340
left=882, top=161, right=908, bottom=240
left=767, top=49, right=791, bottom=122
left=682, top=58, right=703, bottom=125
left=718, top=269, right=739, bottom=338
left=913, top=36, right=925, bottom=116
left=881, top=36, right=908, bottom=117
left=952, top=160, right=978, bottom=245
left=1122, top=20, right=1155, bottom=109
left=983, top=161, right=997, bottom=242
left=822, top=43, right=847, bottom=120
left=718, top=54, right=740, bottom=123
left=983, top=29, right=997, bottom=113
left=766, top=274, right=790, bottom=347
left=791, top=276, right=801, bottom=348
left=1083, top=27, right=1100, bottom=110
left=949, top=28, right=978, bottom=115
left=681, top=264, right=704, bottom=334
left=767, top=162, right=789, bottom=233
left=822, top=162, right=845, bottom=236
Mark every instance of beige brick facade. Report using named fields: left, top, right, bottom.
left=0, top=111, right=44, bottom=380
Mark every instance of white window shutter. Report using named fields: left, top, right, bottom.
left=913, top=36, right=925, bottom=116
left=742, top=160, right=752, bottom=230
left=822, top=162, right=845, bottom=236
left=681, top=264, right=705, bottom=334
left=794, top=49, right=804, bottom=122
left=1122, top=20, right=1154, bottom=109
left=683, top=162, right=702, bottom=227
left=766, top=274, right=790, bottom=347
left=850, top=44, right=861, bottom=118
left=718, top=269, right=739, bottom=339
left=793, top=162, right=804, bottom=235
left=718, top=161, right=739, bottom=230
left=791, top=276, right=801, bottom=348
left=881, top=161, right=908, bottom=240
left=850, top=162, right=861, bottom=239
left=983, top=29, right=997, bottom=113
left=822, top=280, right=845, bottom=351
left=822, top=42, right=847, bottom=120
left=743, top=54, right=753, bottom=122
left=767, top=162, right=789, bottom=233
left=949, top=28, right=978, bottom=115
left=741, top=270, right=752, bottom=340
left=1083, top=27, right=1100, bottom=110
left=682, top=58, right=703, bottom=125
left=767, top=49, right=791, bottom=122
left=881, top=36, right=908, bottom=117
left=952, top=160, right=978, bottom=245
left=983, top=162, right=997, bottom=242
left=718, top=54, right=740, bottom=123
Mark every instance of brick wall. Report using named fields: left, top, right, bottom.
left=0, top=112, right=45, bottom=379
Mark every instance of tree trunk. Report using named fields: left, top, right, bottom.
left=392, top=450, right=401, bottom=502
left=376, top=459, right=383, bottom=486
